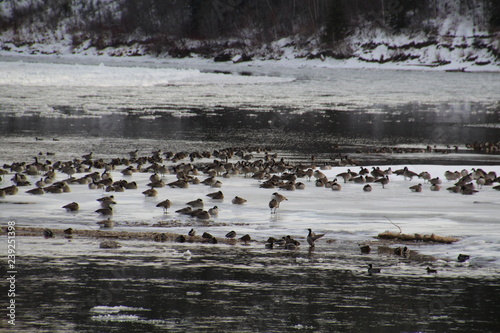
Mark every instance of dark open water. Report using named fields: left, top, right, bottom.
left=11, top=244, right=500, bottom=333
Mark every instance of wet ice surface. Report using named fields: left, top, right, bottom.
left=3, top=153, right=500, bottom=268
left=1, top=57, right=500, bottom=332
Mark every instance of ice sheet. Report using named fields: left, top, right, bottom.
left=2, top=157, right=499, bottom=271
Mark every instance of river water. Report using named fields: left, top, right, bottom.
left=1, top=56, right=499, bottom=332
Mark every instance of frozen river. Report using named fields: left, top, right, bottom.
left=1, top=56, right=499, bottom=332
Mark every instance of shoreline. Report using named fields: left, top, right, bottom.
left=1, top=51, right=499, bottom=74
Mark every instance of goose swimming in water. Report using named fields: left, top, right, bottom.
left=367, top=263, right=381, bottom=274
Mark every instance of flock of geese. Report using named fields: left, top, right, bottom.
left=1, top=146, right=497, bottom=273
left=2, top=145, right=499, bottom=216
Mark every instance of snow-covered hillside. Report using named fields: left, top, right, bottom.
left=0, top=0, right=498, bottom=70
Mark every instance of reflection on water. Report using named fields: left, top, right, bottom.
left=15, top=243, right=500, bottom=332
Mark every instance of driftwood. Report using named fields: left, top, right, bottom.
left=3, top=226, right=238, bottom=245
left=377, top=231, right=459, bottom=244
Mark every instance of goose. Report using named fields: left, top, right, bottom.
left=26, top=187, right=44, bottom=195
left=206, top=190, right=224, bottom=200
left=367, top=263, right=381, bottom=274
left=175, top=207, right=192, bottom=215
left=232, top=196, right=247, bottom=205
left=124, top=181, right=138, bottom=189
left=365, top=175, right=375, bottom=183
left=128, top=149, right=139, bottom=159
left=149, top=173, right=161, bottom=183
left=430, top=184, right=442, bottom=191
left=359, top=244, right=371, bottom=254
left=476, top=177, right=486, bottom=189
left=202, top=232, right=214, bottom=239
left=486, top=171, right=497, bottom=181
left=460, top=186, right=478, bottom=195
left=296, top=182, right=306, bottom=190
left=99, top=240, right=121, bottom=249
left=359, top=167, right=369, bottom=175
left=188, top=228, right=196, bottom=237
left=201, top=177, right=216, bottom=186
left=175, top=235, right=186, bottom=243
left=284, top=235, right=300, bottom=247
left=208, top=206, right=219, bottom=216
left=156, top=199, right=172, bottom=213
left=269, top=198, right=279, bottom=213
left=447, top=185, right=461, bottom=193
left=120, top=167, right=134, bottom=176
left=409, top=184, right=423, bottom=192
left=196, top=210, right=211, bottom=220
left=35, top=178, right=46, bottom=188
left=211, top=180, right=223, bottom=188
left=371, top=167, right=385, bottom=178
left=444, top=170, right=460, bottom=181
left=374, top=175, right=389, bottom=188
left=97, top=218, right=114, bottom=228
left=142, top=188, right=158, bottom=197
left=225, top=230, right=237, bottom=238
left=240, top=234, right=251, bottom=243
left=426, top=267, right=438, bottom=274
left=363, top=184, right=372, bottom=192
left=304, top=168, right=314, bottom=181
left=95, top=206, right=113, bottom=216
left=62, top=202, right=79, bottom=212
left=82, top=152, right=93, bottom=161
left=271, top=192, right=288, bottom=203
left=186, top=198, right=204, bottom=208
left=43, top=228, right=54, bottom=238
left=351, top=175, right=365, bottom=184
left=336, top=170, right=352, bottom=183
left=315, top=178, right=327, bottom=187
left=403, top=168, right=419, bottom=180
left=429, top=177, right=442, bottom=185
left=97, top=195, right=116, bottom=207
left=167, top=180, right=189, bottom=188
left=146, top=180, right=165, bottom=188
left=280, top=182, right=296, bottom=191
left=331, top=182, right=342, bottom=191
left=307, top=229, right=325, bottom=247
left=418, top=172, right=431, bottom=182
left=393, top=246, right=409, bottom=257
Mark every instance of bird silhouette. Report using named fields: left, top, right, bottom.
left=307, top=229, right=325, bottom=247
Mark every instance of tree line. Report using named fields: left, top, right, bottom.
left=0, top=0, right=498, bottom=55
